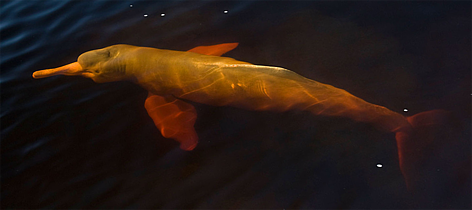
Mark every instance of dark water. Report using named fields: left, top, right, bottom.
left=1, top=1, right=470, bottom=209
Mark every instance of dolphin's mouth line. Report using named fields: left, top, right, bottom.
left=81, top=71, right=95, bottom=78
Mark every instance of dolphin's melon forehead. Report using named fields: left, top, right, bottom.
left=77, top=44, right=136, bottom=68
left=77, top=48, right=111, bottom=68
left=105, top=44, right=140, bottom=54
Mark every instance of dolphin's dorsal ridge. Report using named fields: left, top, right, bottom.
left=187, top=43, right=239, bottom=56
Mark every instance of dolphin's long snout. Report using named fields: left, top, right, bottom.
left=32, top=62, right=83, bottom=79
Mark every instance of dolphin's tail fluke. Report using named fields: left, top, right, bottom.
left=394, top=110, right=458, bottom=190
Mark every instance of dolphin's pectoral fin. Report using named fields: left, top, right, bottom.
left=144, top=92, right=198, bottom=150
left=142, top=42, right=238, bottom=151
left=187, top=43, right=239, bottom=56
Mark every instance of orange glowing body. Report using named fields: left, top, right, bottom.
left=32, top=43, right=451, bottom=192
left=137, top=44, right=409, bottom=138
left=33, top=43, right=411, bottom=150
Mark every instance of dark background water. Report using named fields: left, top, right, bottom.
left=1, top=0, right=470, bottom=209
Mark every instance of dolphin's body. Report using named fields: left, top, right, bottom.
left=33, top=43, right=451, bottom=190
left=32, top=43, right=454, bottom=194
left=33, top=43, right=409, bottom=151
left=31, top=42, right=464, bottom=207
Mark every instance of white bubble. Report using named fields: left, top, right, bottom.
left=129, top=4, right=133, bottom=8
left=403, top=108, right=408, bottom=112
left=376, top=163, right=383, bottom=168
left=224, top=10, right=228, bottom=14
left=143, top=14, right=148, bottom=17
left=161, top=13, right=165, bottom=17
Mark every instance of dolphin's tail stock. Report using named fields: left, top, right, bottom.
left=395, top=110, right=455, bottom=194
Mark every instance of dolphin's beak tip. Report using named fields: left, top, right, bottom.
left=32, top=72, right=39, bottom=79
left=32, top=71, right=45, bottom=79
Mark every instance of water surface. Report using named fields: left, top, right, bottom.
left=1, top=1, right=470, bottom=208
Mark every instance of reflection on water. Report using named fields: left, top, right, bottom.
left=1, top=1, right=470, bottom=209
